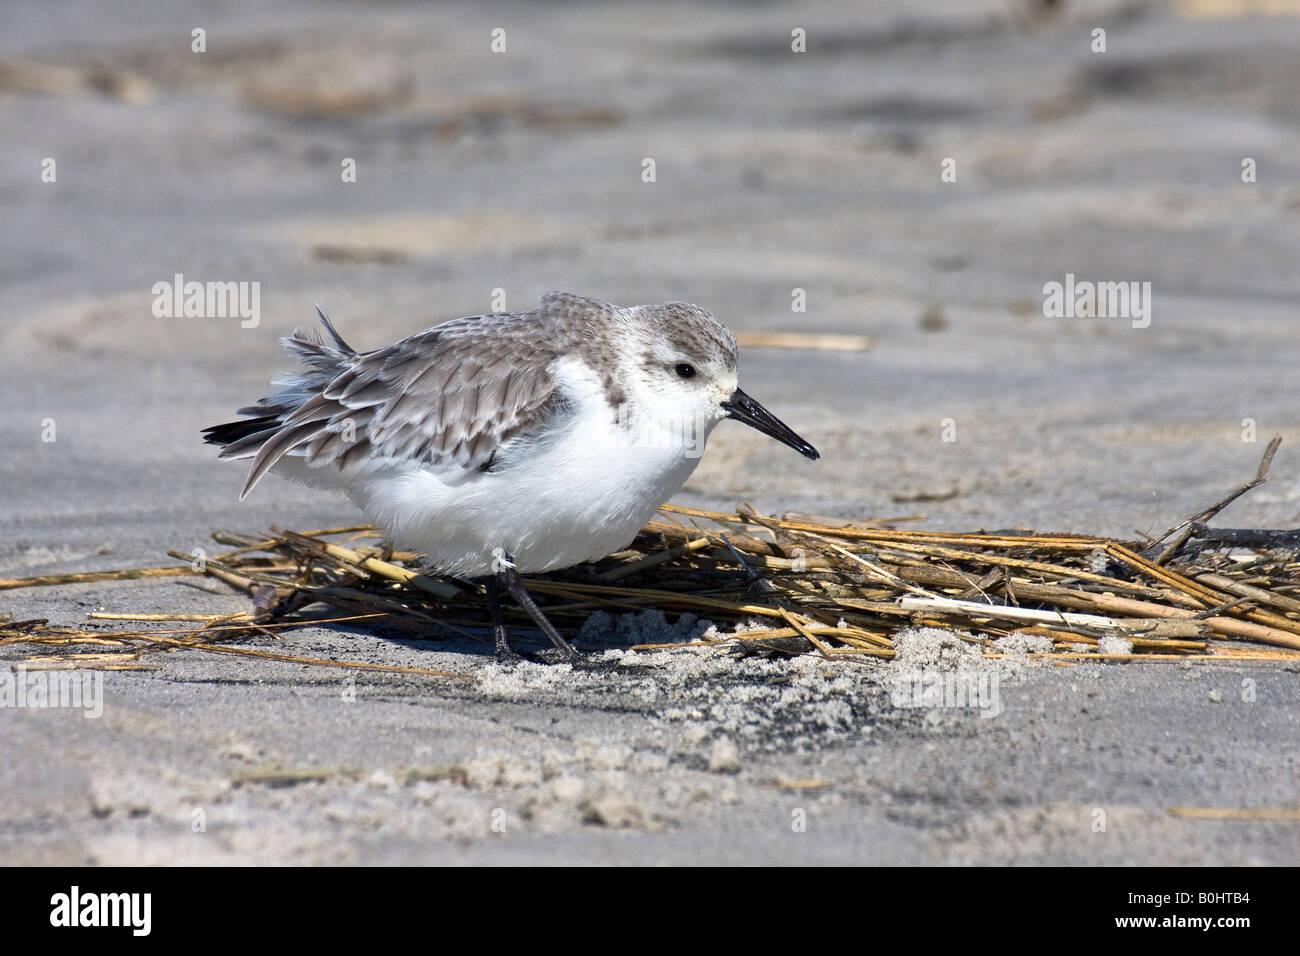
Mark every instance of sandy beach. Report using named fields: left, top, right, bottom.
left=2, top=0, right=1299, bottom=864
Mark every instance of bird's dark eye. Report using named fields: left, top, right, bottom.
left=675, top=363, right=697, bottom=379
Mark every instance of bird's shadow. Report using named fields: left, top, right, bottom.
left=277, top=603, right=661, bottom=674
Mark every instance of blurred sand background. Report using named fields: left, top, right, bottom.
left=2, top=0, right=1298, bottom=864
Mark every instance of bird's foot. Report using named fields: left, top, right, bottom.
left=493, top=643, right=524, bottom=665
left=533, top=645, right=583, bottom=665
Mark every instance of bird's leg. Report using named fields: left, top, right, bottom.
left=496, top=559, right=579, bottom=660
left=484, top=575, right=520, bottom=663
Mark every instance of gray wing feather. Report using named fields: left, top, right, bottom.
left=234, top=293, right=614, bottom=498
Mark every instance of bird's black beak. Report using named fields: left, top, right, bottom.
left=721, top=388, right=819, bottom=460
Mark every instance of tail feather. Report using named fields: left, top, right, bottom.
left=203, top=307, right=357, bottom=496
left=314, top=304, right=355, bottom=355
left=281, top=311, right=354, bottom=377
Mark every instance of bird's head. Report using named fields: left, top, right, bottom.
left=616, top=301, right=819, bottom=461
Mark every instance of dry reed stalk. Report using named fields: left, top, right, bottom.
left=8, top=445, right=1300, bottom=670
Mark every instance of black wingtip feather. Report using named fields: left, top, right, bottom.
left=202, top=415, right=282, bottom=447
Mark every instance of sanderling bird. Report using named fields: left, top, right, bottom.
left=203, top=291, right=818, bottom=659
